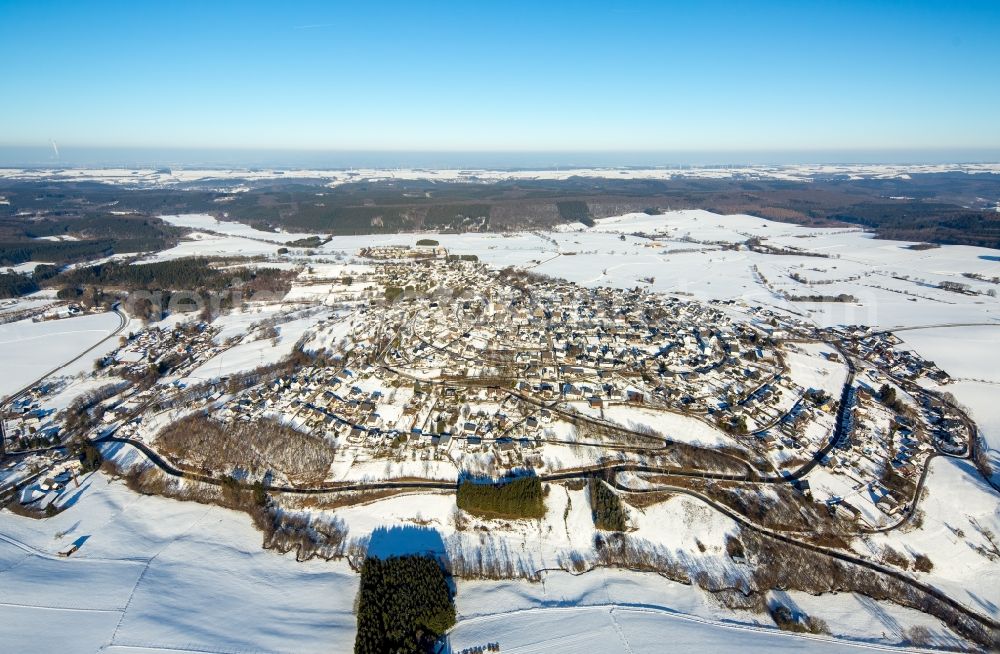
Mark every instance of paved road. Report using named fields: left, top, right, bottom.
left=870, top=321, right=1000, bottom=336
left=6, top=311, right=997, bottom=642
left=90, top=432, right=1000, bottom=640
left=612, top=479, right=1000, bottom=636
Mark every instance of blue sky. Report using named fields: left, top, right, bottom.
left=1, top=0, right=998, bottom=157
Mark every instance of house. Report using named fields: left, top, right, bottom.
left=624, top=389, right=645, bottom=404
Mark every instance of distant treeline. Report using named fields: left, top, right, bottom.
left=832, top=205, right=1000, bottom=250
left=0, top=263, right=62, bottom=298
left=43, top=258, right=293, bottom=318
left=5, top=175, right=1000, bottom=250
left=354, top=555, right=455, bottom=654
left=0, top=239, right=115, bottom=266
left=54, top=258, right=288, bottom=292
left=285, top=235, right=326, bottom=248
left=456, top=475, right=545, bottom=519
left=0, top=214, right=181, bottom=266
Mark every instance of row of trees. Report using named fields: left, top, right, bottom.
left=0, top=238, right=114, bottom=266
left=0, top=213, right=180, bottom=267
left=55, top=257, right=284, bottom=291
left=456, top=476, right=545, bottom=519
left=786, top=293, right=858, bottom=303
left=589, top=478, right=627, bottom=531
left=354, top=555, right=455, bottom=654
left=0, top=263, right=63, bottom=298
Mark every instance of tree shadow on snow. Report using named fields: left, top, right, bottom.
left=56, top=479, right=93, bottom=510
left=457, top=467, right=538, bottom=486
left=364, top=524, right=449, bottom=562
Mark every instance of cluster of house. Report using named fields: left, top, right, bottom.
left=368, top=262, right=798, bottom=420
left=108, top=323, right=220, bottom=379
left=358, top=243, right=447, bottom=260
left=6, top=456, right=83, bottom=510
left=839, top=330, right=950, bottom=383
left=5, top=253, right=964, bottom=513
left=838, top=329, right=967, bottom=454
left=161, top=259, right=845, bottom=473
left=2, top=384, right=60, bottom=451
left=204, top=358, right=547, bottom=468
left=820, top=392, right=934, bottom=527
left=35, top=303, right=83, bottom=321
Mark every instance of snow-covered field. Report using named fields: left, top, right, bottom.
left=0, top=472, right=967, bottom=654
left=588, top=404, right=742, bottom=448
left=152, top=210, right=1000, bottom=332
left=450, top=584, right=956, bottom=653
left=0, top=312, right=121, bottom=397
left=899, top=326, right=1000, bottom=482
left=536, top=211, right=1000, bottom=330
left=0, top=475, right=359, bottom=654
left=183, top=309, right=329, bottom=383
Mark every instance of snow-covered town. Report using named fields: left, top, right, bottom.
left=5, top=3, right=1000, bottom=649
left=1, top=204, right=999, bottom=653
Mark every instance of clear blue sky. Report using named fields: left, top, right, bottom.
left=1, top=0, right=998, bottom=157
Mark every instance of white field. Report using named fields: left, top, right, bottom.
left=3, top=260, right=47, bottom=274
left=584, top=404, right=742, bottom=448
left=783, top=341, right=850, bottom=398
left=158, top=213, right=319, bottom=243
left=0, top=312, right=121, bottom=398
left=450, top=576, right=963, bottom=653
left=182, top=309, right=330, bottom=383
left=861, top=457, right=1000, bottom=620
left=0, top=295, right=56, bottom=315
left=899, top=326, right=1000, bottom=482
left=0, top=474, right=359, bottom=654
left=153, top=211, right=1000, bottom=332
left=0, top=470, right=968, bottom=653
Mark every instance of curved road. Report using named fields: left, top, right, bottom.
left=6, top=307, right=997, bottom=642
left=613, top=479, right=1000, bottom=635
left=92, top=433, right=1000, bottom=640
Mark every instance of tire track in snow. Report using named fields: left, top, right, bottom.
left=450, top=602, right=940, bottom=653
left=607, top=605, right=635, bottom=654
left=107, top=505, right=214, bottom=647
